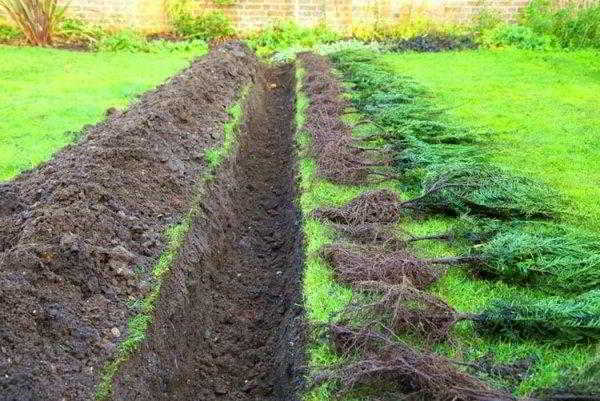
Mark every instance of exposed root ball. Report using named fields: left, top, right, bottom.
left=329, top=223, right=405, bottom=249
left=312, top=190, right=404, bottom=225
left=321, top=244, right=443, bottom=289
left=351, top=280, right=461, bottom=343
left=317, top=325, right=516, bottom=401
left=298, top=53, right=376, bottom=185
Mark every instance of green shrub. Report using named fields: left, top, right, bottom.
left=0, top=19, right=21, bottom=41
left=172, top=10, right=235, bottom=40
left=96, top=29, right=208, bottom=53
left=166, top=0, right=235, bottom=41
left=471, top=7, right=503, bottom=36
left=519, top=0, right=556, bottom=34
left=351, top=15, right=466, bottom=42
left=479, top=23, right=554, bottom=49
left=247, top=20, right=340, bottom=57
left=551, top=3, right=600, bottom=48
left=58, top=17, right=105, bottom=46
left=520, top=0, right=600, bottom=48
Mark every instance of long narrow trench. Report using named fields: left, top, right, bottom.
left=112, top=64, right=304, bottom=401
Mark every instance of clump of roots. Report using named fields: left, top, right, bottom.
left=298, top=53, right=373, bottom=185
left=312, top=190, right=406, bottom=225
left=315, top=324, right=517, bottom=401
left=321, top=244, right=444, bottom=290
left=350, top=280, right=463, bottom=344
left=298, top=52, right=397, bottom=185
left=329, top=223, right=408, bottom=249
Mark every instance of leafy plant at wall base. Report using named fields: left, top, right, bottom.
left=247, top=20, right=340, bottom=57
left=58, top=17, right=105, bottom=46
left=0, top=19, right=22, bottom=41
left=479, top=24, right=554, bottom=50
left=519, top=0, right=600, bottom=49
left=0, top=0, right=67, bottom=45
left=176, top=10, right=235, bottom=40
left=471, top=6, right=503, bottom=36
left=166, top=0, right=236, bottom=41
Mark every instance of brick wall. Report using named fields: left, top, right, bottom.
left=1, top=0, right=536, bottom=33
left=61, top=0, right=167, bottom=31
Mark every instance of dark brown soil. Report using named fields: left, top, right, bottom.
left=111, top=64, right=304, bottom=400
left=0, top=42, right=259, bottom=401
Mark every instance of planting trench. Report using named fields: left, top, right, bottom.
left=0, top=43, right=303, bottom=401
left=111, top=64, right=305, bottom=400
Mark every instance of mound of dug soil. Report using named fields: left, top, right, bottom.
left=110, top=63, right=304, bottom=401
left=0, top=42, right=259, bottom=401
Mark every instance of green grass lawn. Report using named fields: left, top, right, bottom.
left=381, top=49, right=600, bottom=231
left=0, top=45, right=207, bottom=180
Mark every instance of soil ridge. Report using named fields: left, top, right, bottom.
left=111, top=63, right=305, bottom=400
left=0, top=42, right=259, bottom=401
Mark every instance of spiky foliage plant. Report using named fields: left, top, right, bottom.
left=390, top=138, right=481, bottom=174
left=0, top=0, right=67, bottom=45
left=330, top=49, right=480, bottom=146
left=419, top=162, right=563, bottom=219
left=474, top=291, right=600, bottom=343
left=471, top=224, right=600, bottom=293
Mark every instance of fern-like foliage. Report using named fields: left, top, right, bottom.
left=472, top=224, right=600, bottom=293
left=475, top=291, right=600, bottom=343
left=417, top=162, right=564, bottom=219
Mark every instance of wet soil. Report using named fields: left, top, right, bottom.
left=0, top=42, right=259, bottom=401
left=111, top=64, right=304, bottom=400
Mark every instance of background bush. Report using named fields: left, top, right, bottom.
left=247, top=20, right=340, bottom=57
left=171, top=10, right=235, bottom=40
left=96, top=30, right=208, bottom=53
left=0, top=18, right=22, bottom=42
left=166, top=0, right=236, bottom=41
left=479, top=24, right=554, bottom=49
left=520, top=0, right=600, bottom=48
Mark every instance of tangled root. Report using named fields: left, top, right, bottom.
left=351, top=280, right=462, bottom=343
left=316, top=325, right=516, bottom=401
left=329, top=223, right=409, bottom=249
left=312, top=190, right=405, bottom=225
left=298, top=53, right=383, bottom=186
left=321, top=244, right=443, bottom=290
